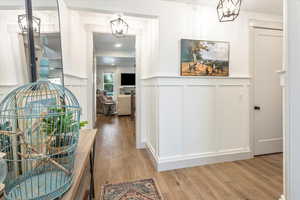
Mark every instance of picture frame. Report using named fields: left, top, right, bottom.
left=180, top=39, right=230, bottom=76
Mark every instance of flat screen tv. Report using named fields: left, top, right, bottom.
left=121, top=73, right=135, bottom=86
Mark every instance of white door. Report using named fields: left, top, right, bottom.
left=253, top=28, right=283, bottom=155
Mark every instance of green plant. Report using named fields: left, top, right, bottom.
left=80, top=121, right=88, bottom=128
left=43, top=108, right=87, bottom=136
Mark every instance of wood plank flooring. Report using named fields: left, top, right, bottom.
left=94, top=115, right=283, bottom=200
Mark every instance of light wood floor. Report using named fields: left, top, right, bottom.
left=94, top=115, right=283, bottom=200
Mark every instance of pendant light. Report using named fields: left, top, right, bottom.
left=217, top=0, right=242, bottom=22
left=18, top=14, right=41, bottom=35
left=110, top=14, right=129, bottom=38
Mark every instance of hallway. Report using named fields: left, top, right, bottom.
left=94, top=116, right=283, bottom=200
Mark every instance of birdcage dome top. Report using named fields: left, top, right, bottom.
left=0, top=80, right=80, bottom=119
left=0, top=82, right=82, bottom=200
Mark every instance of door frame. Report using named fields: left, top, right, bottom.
left=249, top=19, right=284, bottom=156
left=249, top=19, right=285, bottom=199
left=250, top=25, right=284, bottom=156
left=85, top=23, right=144, bottom=149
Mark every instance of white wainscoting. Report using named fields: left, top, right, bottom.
left=142, top=76, right=251, bottom=171
left=279, top=194, right=286, bottom=200
left=64, top=74, right=89, bottom=123
left=142, top=78, right=159, bottom=161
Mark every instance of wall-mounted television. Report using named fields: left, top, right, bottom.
left=121, top=73, right=136, bottom=86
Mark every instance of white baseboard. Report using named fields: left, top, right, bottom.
left=145, top=146, right=252, bottom=172
left=145, top=142, right=159, bottom=170
left=279, top=194, right=285, bottom=200
left=136, top=142, right=146, bottom=149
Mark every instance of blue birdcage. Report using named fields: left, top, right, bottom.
left=0, top=80, right=81, bottom=200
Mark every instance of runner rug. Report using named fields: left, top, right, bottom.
left=101, top=178, right=164, bottom=200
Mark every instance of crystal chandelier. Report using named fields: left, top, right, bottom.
left=110, top=14, right=129, bottom=38
left=18, top=14, right=41, bottom=35
left=217, top=0, right=242, bottom=22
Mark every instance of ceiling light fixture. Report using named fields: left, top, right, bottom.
left=18, top=14, right=41, bottom=35
left=115, top=43, right=122, bottom=48
left=110, top=14, right=129, bottom=38
left=217, top=0, right=242, bottom=22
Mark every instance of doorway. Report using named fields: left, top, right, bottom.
left=93, top=32, right=137, bottom=140
left=252, top=27, right=283, bottom=155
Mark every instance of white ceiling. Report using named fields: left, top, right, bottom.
left=0, top=0, right=58, bottom=10
left=165, top=0, right=283, bottom=15
left=0, top=0, right=283, bottom=15
left=93, top=33, right=135, bottom=54
left=93, top=33, right=136, bottom=67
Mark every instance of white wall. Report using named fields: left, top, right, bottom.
left=0, top=0, right=283, bottom=171
left=58, top=10, right=158, bottom=138
left=63, top=10, right=157, bottom=78
left=286, top=0, right=300, bottom=199
left=0, top=2, right=89, bottom=123
left=0, top=10, right=28, bottom=87
left=157, top=2, right=282, bottom=77
left=0, top=9, right=62, bottom=100
left=143, top=76, right=251, bottom=171
left=64, top=0, right=281, bottom=77
left=55, top=1, right=282, bottom=170
left=96, top=64, right=135, bottom=98
left=143, top=2, right=281, bottom=171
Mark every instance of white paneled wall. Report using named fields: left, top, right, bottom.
left=142, top=78, right=159, bottom=158
left=184, top=84, right=216, bottom=154
left=143, top=76, right=251, bottom=171
left=64, top=74, right=88, bottom=122
left=159, top=84, right=184, bottom=157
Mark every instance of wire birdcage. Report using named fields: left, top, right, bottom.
left=0, top=80, right=81, bottom=200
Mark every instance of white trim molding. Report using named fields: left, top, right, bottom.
left=141, top=75, right=251, bottom=80
left=0, top=83, right=19, bottom=87
left=64, top=73, right=88, bottom=87
left=277, top=70, right=287, bottom=87
left=146, top=140, right=251, bottom=172
left=279, top=194, right=286, bottom=200
left=144, top=77, right=251, bottom=171
left=156, top=149, right=251, bottom=172
left=80, top=11, right=159, bottom=149
left=249, top=19, right=283, bottom=30
left=145, top=142, right=159, bottom=170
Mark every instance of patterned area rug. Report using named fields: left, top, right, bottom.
left=101, top=178, right=164, bottom=200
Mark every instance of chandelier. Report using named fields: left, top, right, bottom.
left=18, top=14, right=41, bottom=35
left=217, top=0, right=242, bottom=22
left=110, top=14, right=129, bottom=38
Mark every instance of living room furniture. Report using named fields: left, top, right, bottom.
left=117, top=95, right=131, bottom=115
left=97, top=91, right=116, bottom=115
left=120, top=86, right=135, bottom=95
left=104, top=102, right=115, bottom=116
